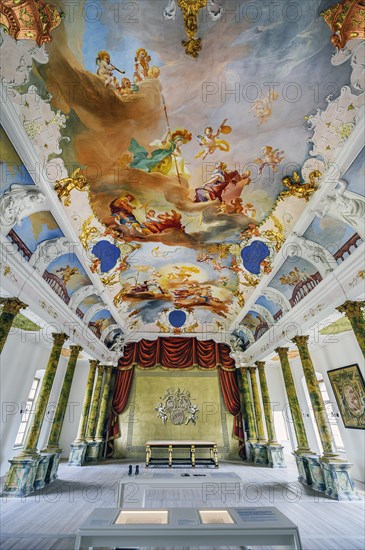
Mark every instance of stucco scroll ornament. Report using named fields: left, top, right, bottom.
left=0, top=184, right=46, bottom=232
left=314, top=180, right=365, bottom=238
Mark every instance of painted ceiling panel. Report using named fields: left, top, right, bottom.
left=0, top=0, right=364, bottom=345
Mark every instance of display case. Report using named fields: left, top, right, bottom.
left=198, top=510, right=235, bottom=524
left=114, top=510, right=169, bottom=525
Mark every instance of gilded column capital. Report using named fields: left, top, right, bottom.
left=239, top=366, right=248, bottom=374
left=336, top=300, right=365, bottom=318
left=52, top=333, right=69, bottom=346
left=89, top=359, right=100, bottom=368
left=0, top=297, right=28, bottom=316
left=69, top=345, right=83, bottom=356
left=255, top=361, right=265, bottom=369
left=291, top=335, right=310, bottom=348
left=248, top=366, right=257, bottom=373
left=275, top=347, right=289, bottom=359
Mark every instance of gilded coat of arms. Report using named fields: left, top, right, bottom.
left=155, top=387, right=199, bottom=425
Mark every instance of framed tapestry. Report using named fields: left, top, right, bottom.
left=327, top=364, right=365, bottom=430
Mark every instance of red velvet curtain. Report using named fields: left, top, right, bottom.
left=107, top=337, right=245, bottom=457
left=106, top=368, right=134, bottom=456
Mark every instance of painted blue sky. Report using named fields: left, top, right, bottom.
left=46, top=253, right=91, bottom=296
left=269, top=256, right=319, bottom=299
left=255, top=295, right=280, bottom=317
left=90, top=308, right=115, bottom=324
left=11, top=213, right=64, bottom=254
left=303, top=215, right=358, bottom=261
left=78, top=293, right=103, bottom=315
left=0, top=162, right=34, bottom=195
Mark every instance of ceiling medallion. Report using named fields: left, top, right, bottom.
left=164, top=0, right=223, bottom=58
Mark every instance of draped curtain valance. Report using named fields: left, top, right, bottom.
left=117, top=336, right=236, bottom=371
left=107, top=337, right=245, bottom=458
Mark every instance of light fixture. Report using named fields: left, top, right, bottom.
left=163, top=0, right=223, bottom=58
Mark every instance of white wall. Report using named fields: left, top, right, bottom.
left=264, top=331, right=365, bottom=482
left=0, top=329, right=90, bottom=475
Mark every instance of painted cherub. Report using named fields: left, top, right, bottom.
left=241, top=203, right=257, bottom=219
left=56, top=265, right=79, bottom=284
left=96, top=51, right=116, bottom=87
left=195, top=119, right=231, bottom=160
left=134, top=48, right=151, bottom=83
left=254, top=146, right=285, bottom=175
left=118, top=77, right=134, bottom=97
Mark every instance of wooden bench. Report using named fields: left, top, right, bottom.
left=145, top=440, right=219, bottom=467
left=74, top=506, right=303, bottom=549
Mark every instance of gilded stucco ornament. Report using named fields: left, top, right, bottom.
left=164, top=0, right=223, bottom=57
left=321, top=0, right=365, bottom=50
left=54, top=168, right=89, bottom=207
left=279, top=170, right=322, bottom=202
left=0, top=0, right=63, bottom=46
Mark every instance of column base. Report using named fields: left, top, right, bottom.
left=41, top=449, right=62, bottom=483
left=85, top=441, right=101, bottom=462
left=320, top=460, right=361, bottom=501
left=266, top=444, right=286, bottom=468
left=68, top=442, right=87, bottom=466
left=250, top=442, right=268, bottom=465
left=293, top=452, right=322, bottom=488
left=305, top=455, right=326, bottom=492
left=1, top=457, right=40, bottom=497
left=34, top=454, right=55, bottom=490
left=95, top=439, right=106, bottom=461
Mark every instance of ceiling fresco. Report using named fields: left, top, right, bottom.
left=0, top=0, right=364, bottom=350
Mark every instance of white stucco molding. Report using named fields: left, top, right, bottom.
left=29, top=237, right=71, bottom=274
left=251, top=304, right=275, bottom=327
left=68, top=285, right=100, bottom=312
left=290, top=234, right=338, bottom=278
left=83, top=303, right=108, bottom=326
left=261, top=287, right=291, bottom=315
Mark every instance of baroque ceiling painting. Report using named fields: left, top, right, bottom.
left=0, top=0, right=364, bottom=358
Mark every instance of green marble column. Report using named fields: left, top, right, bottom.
left=42, top=345, right=83, bottom=453
left=336, top=300, right=365, bottom=357
left=95, top=366, right=113, bottom=441
left=238, top=368, right=257, bottom=443
left=275, top=347, right=312, bottom=454
left=292, top=336, right=338, bottom=460
left=19, top=333, right=69, bottom=457
left=256, top=361, right=278, bottom=444
left=73, top=360, right=99, bottom=443
left=85, top=364, right=104, bottom=441
left=0, top=297, right=28, bottom=354
left=256, top=360, right=286, bottom=468
left=249, top=367, right=266, bottom=442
